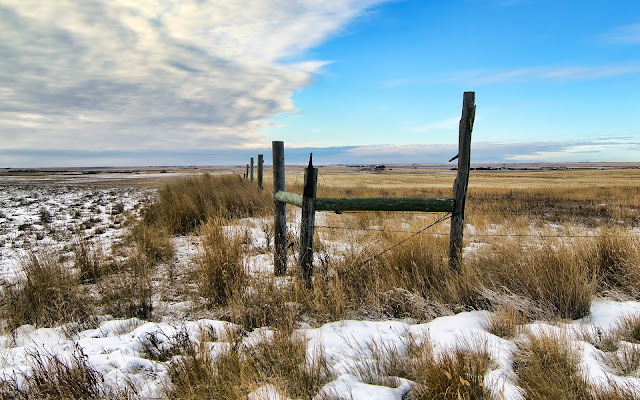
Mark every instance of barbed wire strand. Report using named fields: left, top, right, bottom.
left=316, top=225, right=640, bottom=239
left=354, top=212, right=452, bottom=267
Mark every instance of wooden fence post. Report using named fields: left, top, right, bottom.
left=246, top=164, right=249, bottom=180
left=257, top=154, right=264, bottom=190
left=272, top=141, right=287, bottom=276
left=299, top=154, right=318, bottom=288
left=449, top=91, right=475, bottom=272
left=250, top=157, right=254, bottom=183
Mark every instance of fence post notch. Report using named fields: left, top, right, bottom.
left=449, top=91, right=475, bottom=272
left=299, top=153, right=318, bottom=288
left=272, top=141, right=287, bottom=276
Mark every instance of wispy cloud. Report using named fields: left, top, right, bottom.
left=0, top=0, right=387, bottom=158
left=444, top=65, right=640, bottom=85
left=410, top=117, right=460, bottom=134
left=601, top=22, right=640, bottom=44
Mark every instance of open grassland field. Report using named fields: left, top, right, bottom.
left=1, top=166, right=640, bottom=399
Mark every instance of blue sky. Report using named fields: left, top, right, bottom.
left=1, top=0, right=639, bottom=167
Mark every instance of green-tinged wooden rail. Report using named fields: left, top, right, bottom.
left=274, top=191, right=453, bottom=212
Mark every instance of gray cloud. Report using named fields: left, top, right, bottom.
left=0, top=0, right=387, bottom=157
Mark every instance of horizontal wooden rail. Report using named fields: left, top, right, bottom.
left=275, top=191, right=303, bottom=207
left=275, top=191, right=453, bottom=212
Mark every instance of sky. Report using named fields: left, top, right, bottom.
left=0, top=0, right=639, bottom=167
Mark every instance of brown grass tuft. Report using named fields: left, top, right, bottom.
left=515, top=330, right=593, bottom=400
left=143, top=173, right=271, bottom=235
left=195, top=219, right=247, bottom=306
left=98, top=248, right=154, bottom=320
left=471, top=240, right=596, bottom=319
left=166, top=328, right=331, bottom=399
left=0, top=253, right=93, bottom=332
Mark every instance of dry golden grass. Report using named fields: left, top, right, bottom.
left=165, top=328, right=332, bottom=400
left=195, top=218, right=247, bottom=306
left=143, top=173, right=271, bottom=235
left=0, top=253, right=93, bottom=332
left=515, top=330, right=593, bottom=400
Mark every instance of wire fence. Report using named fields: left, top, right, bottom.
left=315, top=223, right=640, bottom=239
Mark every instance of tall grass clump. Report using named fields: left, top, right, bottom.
left=514, top=330, right=593, bottom=400
left=72, top=237, right=109, bottom=284
left=195, top=219, right=247, bottom=306
left=166, top=329, right=332, bottom=399
left=98, top=248, right=154, bottom=320
left=592, top=228, right=640, bottom=297
left=0, top=253, right=92, bottom=332
left=400, top=338, right=491, bottom=400
left=0, top=346, right=105, bottom=400
left=130, top=221, right=175, bottom=262
left=471, top=240, right=596, bottom=320
left=143, top=174, right=270, bottom=235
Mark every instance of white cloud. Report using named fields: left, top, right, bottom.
left=0, top=0, right=387, bottom=157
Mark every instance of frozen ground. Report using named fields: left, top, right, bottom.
left=1, top=177, right=640, bottom=399
left=2, top=301, right=640, bottom=399
left=0, top=179, right=154, bottom=279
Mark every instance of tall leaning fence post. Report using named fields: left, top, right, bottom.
left=449, top=91, right=475, bottom=272
left=250, top=157, right=254, bottom=183
left=272, top=141, right=287, bottom=276
left=257, top=154, right=264, bottom=190
left=299, top=154, right=318, bottom=288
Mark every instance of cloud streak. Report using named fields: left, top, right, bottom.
left=0, top=0, right=387, bottom=157
left=602, top=22, right=640, bottom=44
left=444, top=65, right=640, bottom=85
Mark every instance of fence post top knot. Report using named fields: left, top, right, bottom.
left=308, top=153, right=313, bottom=169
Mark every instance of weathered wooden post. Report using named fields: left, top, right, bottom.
left=449, top=91, right=475, bottom=272
left=250, top=157, right=254, bottom=183
left=246, top=164, right=249, bottom=180
left=272, top=141, right=287, bottom=276
left=299, top=154, right=318, bottom=288
left=257, top=154, right=264, bottom=190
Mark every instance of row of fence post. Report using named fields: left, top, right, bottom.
left=244, top=154, right=264, bottom=190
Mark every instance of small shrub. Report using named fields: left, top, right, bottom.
left=39, top=208, right=52, bottom=224
left=111, top=202, right=125, bottom=215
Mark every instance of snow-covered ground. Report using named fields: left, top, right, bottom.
left=1, top=177, right=640, bottom=399
left=2, top=301, right=640, bottom=399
